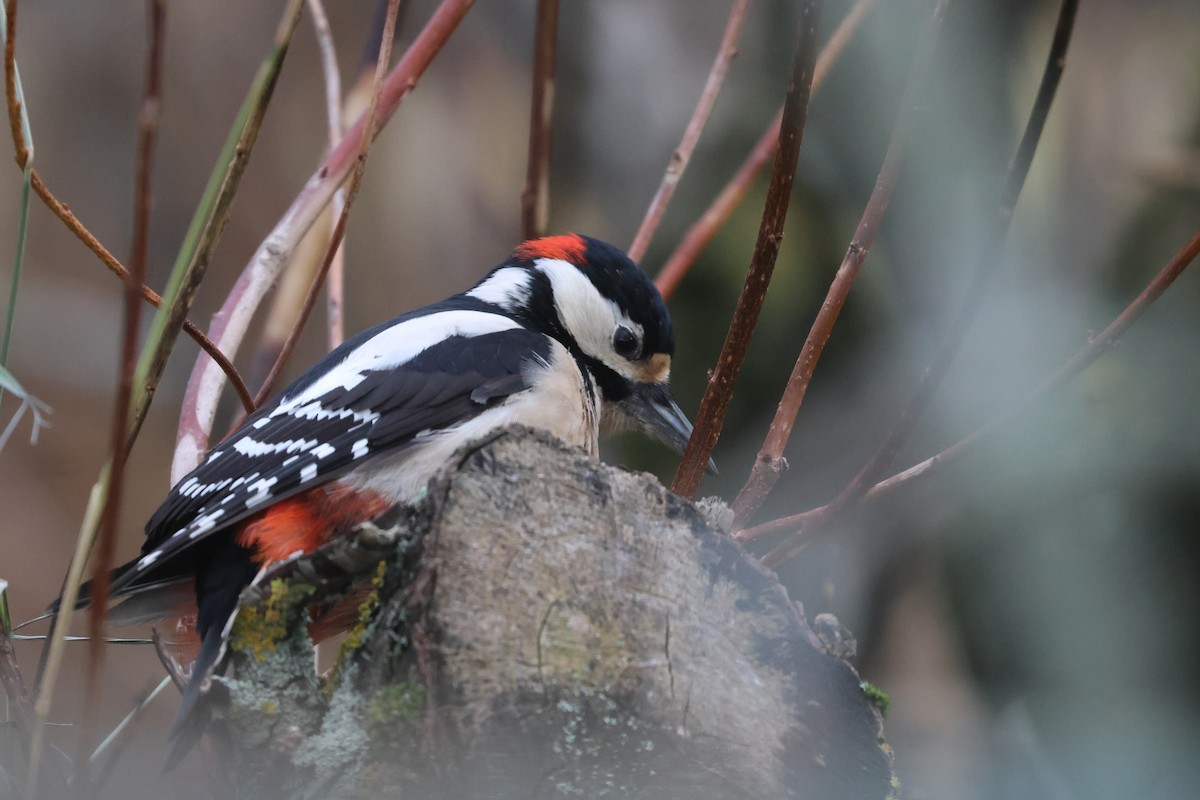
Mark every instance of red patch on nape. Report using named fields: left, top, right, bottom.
left=514, top=233, right=588, bottom=267
left=235, top=483, right=391, bottom=567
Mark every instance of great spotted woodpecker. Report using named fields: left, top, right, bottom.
left=72, top=233, right=700, bottom=758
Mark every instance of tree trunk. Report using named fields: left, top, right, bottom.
left=207, top=427, right=897, bottom=799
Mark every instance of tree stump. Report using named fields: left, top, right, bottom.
left=209, top=427, right=897, bottom=799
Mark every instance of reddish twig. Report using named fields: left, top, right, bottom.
left=671, top=0, right=825, bottom=499
left=520, top=0, right=559, bottom=241
left=251, top=0, right=401, bottom=407
left=24, top=173, right=255, bottom=411
left=306, top=0, right=348, bottom=350
left=3, top=0, right=27, bottom=168
left=627, top=0, right=750, bottom=264
left=654, top=0, right=877, bottom=300
left=751, top=226, right=1200, bottom=565
left=729, top=0, right=948, bottom=529
left=83, top=0, right=165, bottom=762
left=175, top=0, right=475, bottom=481
left=769, top=0, right=1079, bottom=551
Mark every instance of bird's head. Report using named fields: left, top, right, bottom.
left=467, top=233, right=700, bottom=462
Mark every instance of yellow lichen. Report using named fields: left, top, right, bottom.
left=229, top=578, right=315, bottom=662
left=323, top=560, right=389, bottom=694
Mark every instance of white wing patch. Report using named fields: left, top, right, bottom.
left=276, top=310, right=521, bottom=412
left=466, top=267, right=533, bottom=310
left=129, top=309, right=534, bottom=580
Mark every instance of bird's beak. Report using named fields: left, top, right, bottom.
left=619, top=383, right=718, bottom=475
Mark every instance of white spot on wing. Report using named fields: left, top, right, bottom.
left=466, top=267, right=532, bottom=310
left=352, top=438, right=369, bottom=459
left=189, top=507, right=227, bottom=538
left=232, top=437, right=317, bottom=457
left=311, top=443, right=336, bottom=459
left=300, top=463, right=318, bottom=483
left=245, top=476, right=279, bottom=509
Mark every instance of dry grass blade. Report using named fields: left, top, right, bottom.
left=628, top=0, right=750, bottom=264
left=654, top=0, right=877, bottom=300
left=174, top=0, right=476, bottom=481
left=27, top=4, right=306, bottom=791
left=520, top=0, right=559, bottom=240
left=729, top=0, right=948, bottom=529
left=671, top=0, right=825, bottom=499
left=753, top=227, right=1200, bottom=565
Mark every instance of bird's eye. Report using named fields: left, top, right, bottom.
left=612, top=326, right=641, bottom=359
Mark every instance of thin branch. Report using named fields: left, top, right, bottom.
left=628, top=0, right=750, bottom=264
left=671, top=0, right=824, bottom=499
left=251, top=0, right=401, bottom=407
left=3, top=0, right=28, bottom=169
left=82, top=0, right=164, bottom=771
left=520, top=0, right=559, bottom=240
left=654, top=0, right=877, bottom=300
left=797, top=0, right=1079, bottom=540
left=729, top=0, right=948, bottom=529
left=127, top=0, right=305, bottom=447
left=0, top=0, right=32, bottom=411
left=26, top=173, right=255, bottom=411
left=84, top=676, right=172, bottom=795
left=27, top=5, right=306, bottom=790
left=751, top=226, right=1200, bottom=565
left=174, top=0, right=476, bottom=482
left=306, top=0, right=349, bottom=350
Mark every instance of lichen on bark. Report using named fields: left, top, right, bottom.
left=206, top=427, right=896, bottom=799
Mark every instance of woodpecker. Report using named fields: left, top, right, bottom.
left=69, top=233, right=700, bottom=760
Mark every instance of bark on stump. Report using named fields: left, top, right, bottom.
left=209, top=427, right=897, bottom=799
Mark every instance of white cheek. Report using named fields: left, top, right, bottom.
left=535, top=258, right=644, bottom=380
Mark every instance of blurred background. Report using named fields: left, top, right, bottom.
left=1, top=0, right=1198, bottom=797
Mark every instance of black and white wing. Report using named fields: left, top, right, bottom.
left=115, top=309, right=551, bottom=591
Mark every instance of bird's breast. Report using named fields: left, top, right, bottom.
left=343, top=338, right=599, bottom=506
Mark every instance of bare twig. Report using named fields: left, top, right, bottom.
left=82, top=0, right=165, bottom=770
left=3, top=0, right=28, bottom=169
left=729, top=0, right=947, bottom=529
left=628, top=0, right=750, bottom=264
left=175, top=0, right=476, bottom=482
left=751, top=227, right=1200, bottom=565
left=671, top=0, right=824, bottom=499
left=27, top=173, right=254, bottom=410
left=306, top=0, right=349, bottom=350
left=784, top=0, right=1079, bottom=545
left=654, top=0, right=877, bottom=300
left=252, top=0, right=401, bottom=407
left=81, top=1, right=165, bottom=767
left=520, top=0, right=559, bottom=240
left=84, top=676, right=172, bottom=796
left=28, top=5, right=306, bottom=790
left=4, top=0, right=251, bottom=412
